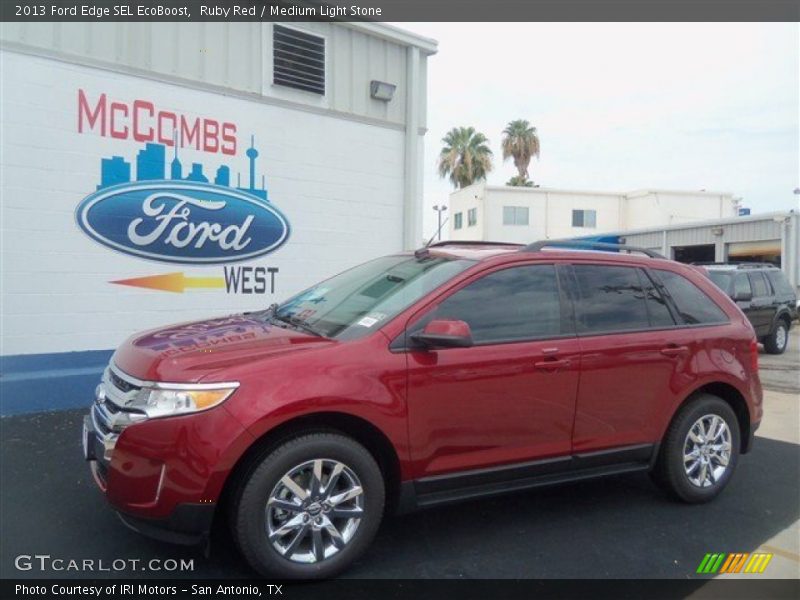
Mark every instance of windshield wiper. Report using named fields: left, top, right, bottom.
left=271, top=313, right=325, bottom=337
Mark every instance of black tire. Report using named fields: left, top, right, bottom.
left=763, top=318, right=789, bottom=355
left=230, top=433, right=385, bottom=579
left=652, top=394, right=740, bottom=503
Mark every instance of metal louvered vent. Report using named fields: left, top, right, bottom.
left=273, top=25, right=325, bottom=95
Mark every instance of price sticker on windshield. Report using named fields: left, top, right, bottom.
left=357, top=313, right=387, bottom=328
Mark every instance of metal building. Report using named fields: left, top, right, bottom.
left=615, top=211, right=800, bottom=290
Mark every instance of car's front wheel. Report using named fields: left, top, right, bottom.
left=652, top=394, right=740, bottom=503
left=763, top=319, right=789, bottom=355
left=231, top=433, right=385, bottom=579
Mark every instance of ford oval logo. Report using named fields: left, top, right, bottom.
left=75, top=181, right=290, bottom=264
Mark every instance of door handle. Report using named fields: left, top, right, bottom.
left=534, top=358, right=571, bottom=371
left=660, top=345, right=689, bottom=357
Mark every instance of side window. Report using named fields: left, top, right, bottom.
left=734, top=273, right=752, bottom=297
left=573, top=265, right=650, bottom=333
left=639, top=270, right=676, bottom=328
left=766, top=271, right=794, bottom=296
left=655, top=270, right=729, bottom=325
left=413, top=265, right=562, bottom=344
left=749, top=272, right=770, bottom=297
left=453, top=212, right=463, bottom=230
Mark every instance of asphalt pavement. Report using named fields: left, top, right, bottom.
left=759, top=328, right=800, bottom=394
left=1, top=389, right=798, bottom=580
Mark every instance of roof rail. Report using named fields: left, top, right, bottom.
left=427, top=240, right=524, bottom=248
left=523, top=239, right=664, bottom=258
left=693, top=262, right=778, bottom=269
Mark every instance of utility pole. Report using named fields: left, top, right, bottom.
left=433, top=205, right=448, bottom=241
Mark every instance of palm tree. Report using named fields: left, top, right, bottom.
left=501, top=119, right=540, bottom=186
left=506, top=175, right=534, bottom=187
left=437, top=127, right=493, bottom=189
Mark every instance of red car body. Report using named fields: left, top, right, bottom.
left=85, top=244, right=762, bottom=543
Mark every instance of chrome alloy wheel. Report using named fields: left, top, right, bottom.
left=683, top=414, right=732, bottom=488
left=776, top=324, right=787, bottom=350
left=266, top=459, right=364, bottom=563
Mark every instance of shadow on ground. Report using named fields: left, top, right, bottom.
left=1, top=409, right=797, bottom=579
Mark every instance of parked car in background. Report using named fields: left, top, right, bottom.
left=702, top=263, right=797, bottom=354
left=83, top=240, right=763, bottom=579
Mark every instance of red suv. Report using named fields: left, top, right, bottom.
left=83, top=240, right=762, bottom=579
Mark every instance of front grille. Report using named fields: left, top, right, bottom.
left=110, top=369, right=140, bottom=394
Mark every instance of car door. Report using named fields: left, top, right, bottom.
left=731, top=272, right=756, bottom=326
left=748, top=272, right=773, bottom=336
left=403, top=263, right=581, bottom=482
left=566, top=263, right=694, bottom=453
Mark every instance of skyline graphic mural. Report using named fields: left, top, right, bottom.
left=97, top=134, right=269, bottom=202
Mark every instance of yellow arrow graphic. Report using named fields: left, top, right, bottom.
left=110, top=272, right=225, bottom=293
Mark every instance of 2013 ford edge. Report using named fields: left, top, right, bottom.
left=83, top=240, right=763, bottom=579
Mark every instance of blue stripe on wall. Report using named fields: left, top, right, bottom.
left=0, top=350, right=114, bottom=416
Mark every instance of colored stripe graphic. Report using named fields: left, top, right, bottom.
left=744, top=553, right=773, bottom=573
left=697, top=553, right=726, bottom=574
left=697, top=552, right=773, bottom=574
left=110, top=272, right=225, bottom=293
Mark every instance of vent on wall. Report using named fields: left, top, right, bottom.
left=273, top=25, right=325, bottom=95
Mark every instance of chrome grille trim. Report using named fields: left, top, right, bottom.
left=107, top=362, right=240, bottom=392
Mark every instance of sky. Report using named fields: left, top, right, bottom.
left=397, top=23, right=800, bottom=240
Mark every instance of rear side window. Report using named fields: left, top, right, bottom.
left=639, top=270, right=676, bottom=328
left=734, top=273, right=752, bottom=297
left=572, top=265, right=650, bottom=333
left=766, top=271, right=794, bottom=296
left=419, top=265, right=562, bottom=343
left=749, top=272, right=770, bottom=297
left=654, top=270, right=728, bottom=325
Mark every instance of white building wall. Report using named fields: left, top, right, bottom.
left=449, top=184, right=736, bottom=243
left=0, top=50, right=409, bottom=355
left=624, top=190, right=736, bottom=229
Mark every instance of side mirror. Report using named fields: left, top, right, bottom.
left=733, top=290, right=752, bottom=302
left=410, top=319, right=474, bottom=349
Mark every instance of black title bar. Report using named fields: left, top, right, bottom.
left=1, top=0, right=799, bottom=22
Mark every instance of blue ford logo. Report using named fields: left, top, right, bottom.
left=75, top=181, right=290, bottom=264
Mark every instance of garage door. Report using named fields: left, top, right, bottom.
left=727, top=240, right=781, bottom=263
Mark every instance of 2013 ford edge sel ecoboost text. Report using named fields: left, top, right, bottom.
left=83, top=241, right=763, bottom=579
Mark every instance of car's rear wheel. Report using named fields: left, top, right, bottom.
left=764, top=319, right=789, bottom=354
left=652, top=394, right=740, bottom=503
left=231, top=433, right=385, bottom=579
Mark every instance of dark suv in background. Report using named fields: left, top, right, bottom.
left=703, top=263, right=797, bottom=354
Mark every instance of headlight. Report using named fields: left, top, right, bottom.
left=128, top=386, right=238, bottom=419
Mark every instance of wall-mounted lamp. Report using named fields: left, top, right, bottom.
left=370, top=80, right=396, bottom=101
left=711, top=227, right=724, bottom=236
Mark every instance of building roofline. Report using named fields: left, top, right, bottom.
left=345, top=22, right=438, bottom=54
left=479, top=185, right=732, bottom=198
left=615, top=210, right=797, bottom=237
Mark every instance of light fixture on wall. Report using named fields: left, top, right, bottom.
left=370, top=80, right=396, bottom=101
left=711, top=227, right=724, bottom=236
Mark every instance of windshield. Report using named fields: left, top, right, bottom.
left=707, top=270, right=732, bottom=292
left=270, top=255, right=476, bottom=340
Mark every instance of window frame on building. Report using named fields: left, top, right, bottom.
left=467, top=208, right=478, bottom=227
left=572, top=209, right=597, bottom=228
left=453, top=212, right=463, bottom=230
left=503, top=206, right=530, bottom=226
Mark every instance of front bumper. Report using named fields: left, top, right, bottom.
left=117, top=503, right=216, bottom=545
left=82, top=364, right=253, bottom=541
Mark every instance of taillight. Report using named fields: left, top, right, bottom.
left=750, top=339, right=759, bottom=372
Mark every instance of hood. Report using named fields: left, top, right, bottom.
left=112, top=313, right=334, bottom=382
